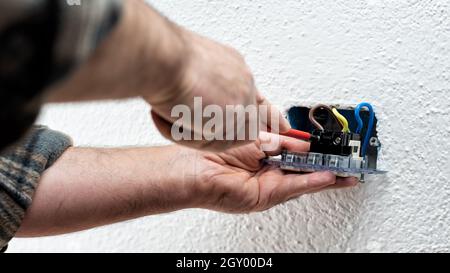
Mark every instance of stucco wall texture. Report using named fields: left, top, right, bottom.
left=8, top=0, right=450, bottom=252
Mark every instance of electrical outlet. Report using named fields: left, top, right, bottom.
left=265, top=103, right=386, bottom=182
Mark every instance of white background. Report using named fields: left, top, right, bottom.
left=9, top=0, right=450, bottom=252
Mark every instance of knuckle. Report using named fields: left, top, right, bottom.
left=227, top=46, right=243, bottom=58
left=243, top=67, right=254, bottom=82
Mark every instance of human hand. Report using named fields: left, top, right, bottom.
left=145, top=28, right=290, bottom=151
left=17, top=133, right=357, bottom=237
left=188, top=132, right=359, bottom=213
left=42, top=0, right=288, bottom=152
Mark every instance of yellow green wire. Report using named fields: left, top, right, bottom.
left=332, top=108, right=350, bottom=133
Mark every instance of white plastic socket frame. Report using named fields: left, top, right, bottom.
left=265, top=151, right=386, bottom=178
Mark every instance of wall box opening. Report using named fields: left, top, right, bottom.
left=266, top=103, right=386, bottom=181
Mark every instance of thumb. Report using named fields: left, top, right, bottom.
left=257, top=92, right=291, bottom=134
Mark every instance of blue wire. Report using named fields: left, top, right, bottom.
left=354, top=102, right=375, bottom=157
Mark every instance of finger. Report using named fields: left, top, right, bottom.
left=150, top=109, right=173, bottom=140
left=257, top=92, right=291, bottom=134
left=306, top=176, right=359, bottom=194
left=335, top=176, right=360, bottom=188
left=151, top=110, right=246, bottom=151
left=277, top=171, right=336, bottom=201
left=260, top=131, right=310, bottom=156
left=151, top=109, right=202, bottom=146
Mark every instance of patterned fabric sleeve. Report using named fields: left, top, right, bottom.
left=0, top=0, right=123, bottom=152
left=0, top=126, right=73, bottom=252
left=0, top=1, right=124, bottom=251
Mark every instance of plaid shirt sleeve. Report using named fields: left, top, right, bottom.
left=0, top=0, right=123, bottom=252
left=0, top=126, right=73, bottom=252
left=0, top=0, right=123, bottom=152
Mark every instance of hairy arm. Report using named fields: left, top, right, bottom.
left=45, top=0, right=290, bottom=151
left=16, top=134, right=357, bottom=237
left=45, top=0, right=187, bottom=103
left=16, top=146, right=198, bottom=237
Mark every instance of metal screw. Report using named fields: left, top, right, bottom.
left=359, top=173, right=366, bottom=183
left=370, top=137, right=379, bottom=147
left=334, top=137, right=342, bottom=145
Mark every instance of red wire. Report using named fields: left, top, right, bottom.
left=281, top=129, right=312, bottom=141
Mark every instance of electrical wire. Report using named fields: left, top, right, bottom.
left=331, top=108, right=350, bottom=133
left=354, top=102, right=375, bottom=157
left=308, top=104, right=342, bottom=131
left=281, top=129, right=314, bottom=141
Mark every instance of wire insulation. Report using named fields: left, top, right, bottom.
left=281, top=129, right=313, bottom=141
left=332, top=108, right=350, bottom=133
left=308, top=104, right=342, bottom=131
left=354, top=102, right=375, bottom=157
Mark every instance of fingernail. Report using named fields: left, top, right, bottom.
left=339, top=177, right=359, bottom=186
left=350, top=177, right=359, bottom=184
left=348, top=177, right=359, bottom=185
left=309, top=171, right=336, bottom=187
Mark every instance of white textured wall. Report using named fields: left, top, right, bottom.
left=9, top=0, right=450, bottom=252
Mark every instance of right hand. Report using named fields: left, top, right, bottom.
left=44, top=0, right=288, bottom=152
left=144, top=28, right=291, bottom=151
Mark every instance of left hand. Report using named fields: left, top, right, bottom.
left=188, top=132, right=359, bottom=213
left=17, top=132, right=358, bottom=237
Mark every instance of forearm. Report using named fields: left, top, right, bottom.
left=16, top=145, right=199, bottom=237
left=45, top=0, right=187, bottom=102
left=14, top=134, right=356, bottom=238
